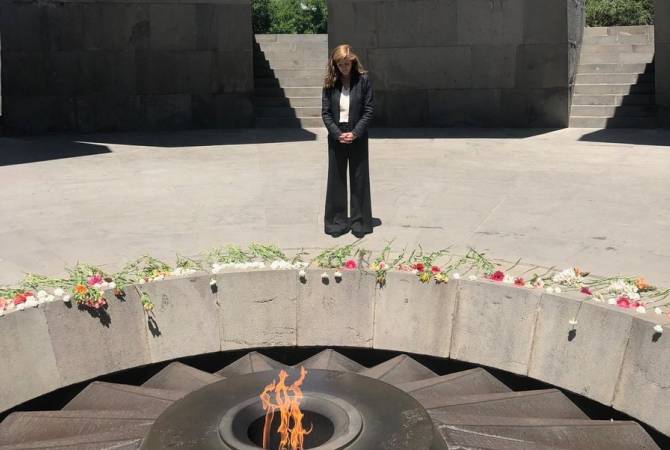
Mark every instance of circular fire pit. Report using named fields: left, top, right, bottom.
left=140, top=368, right=438, bottom=449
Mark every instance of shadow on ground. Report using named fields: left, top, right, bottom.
left=0, top=138, right=112, bottom=166
left=369, top=128, right=560, bottom=139
left=578, top=128, right=670, bottom=147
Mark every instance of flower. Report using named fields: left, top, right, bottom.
left=514, top=277, right=525, bottom=287
left=616, top=296, right=631, bottom=308
left=13, top=292, right=28, bottom=305
left=0, top=297, right=5, bottom=310
left=430, top=265, right=441, bottom=274
left=418, top=272, right=431, bottom=283
left=87, top=274, right=103, bottom=286
left=569, top=318, right=578, bottom=326
left=554, top=286, right=562, bottom=293
left=434, top=273, right=448, bottom=283
left=344, top=259, right=357, bottom=270
left=63, top=294, right=71, bottom=303
left=53, top=288, right=65, bottom=297
left=412, top=262, right=425, bottom=272
left=379, top=261, right=386, bottom=270
left=653, top=324, right=663, bottom=334
left=655, top=307, right=663, bottom=315
left=46, top=295, right=55, bottom=303
left=503, top=275, right=513, bottom=284
left=468, top=275, right=477, bottom=281
left=580, top=287, right=592, bottom=295
left=37, top=290, right=47, bottom=299
left=635, top=277, right=650, bottom=291
left=298, top=269, right=306, bottom=279
left=635, top=305, right=647, bottom=314
left=74, top=284, right=88, bottom=295
left=321, top=272, right=329, bottom=281
left=546, top=287, right=555, bottom=294
left=209, top=278, right=217, bottom=286
left=608, top=298, right=616, bottom=305
left=489, top=271, right=505, bottom=282
left=334, top=271, right=343, bottom=279
left=452, top=273, right=461, bottom=279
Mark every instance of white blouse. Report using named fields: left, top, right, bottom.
left=339, top=84, right=350, bottom=123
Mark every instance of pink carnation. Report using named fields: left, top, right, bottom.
left=344, top=259, right=357, bottom=270
left=87, top=274, right=103, bottom=286
left=616, top=296, right=631, bottom=308
left=489, top=271, right=505, bottom=282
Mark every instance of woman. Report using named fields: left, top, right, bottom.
left=321, top=44, right=375, bottom=238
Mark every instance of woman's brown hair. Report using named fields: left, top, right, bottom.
left=323, top=44, right=367, bottom=89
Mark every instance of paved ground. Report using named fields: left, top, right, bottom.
left=1, top=127, right=669, bottom=287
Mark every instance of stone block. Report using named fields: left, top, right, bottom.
left=457, top=0, right=524, bottom=46
left=516, top=44, right=568, bottom=88
left=43, top=290, right=150, bottom=386
left=218, top=270, right=297, bottom=350
left=212, top=50, right=254, bottom=93
left=0, top=307, right=61, bottom=413
left=523, top=0, right=568, bottom=44
left=528, top=295, right=633, bottom=405
left=192, top=93, right=254, bottom=128
left=78, top=51, right=136, bottom=95
left=297, top=269, right=376, bottom=347
left=613, top=315, right=670, bottom=436
left=328, top=1, right=378, bottom=50
left=369, top=47, right=471, bottom=90
left=81, top=3, right=150, bottom=51
left=0, top=3, right=49, bottom=51
left=46, top=51, right=80, bottom=96
left=374, top=90, right=429, bottom=126
left=137, top=51, right=213, bottom=95
left=377, top=0, right=457, bottom=47
left=655, top=0, right=670, bottom=44
left=75, top=94, right=143, bottom=131
left=3, top=96, right=78, bottom=133
left=450, top=280, right=542, bottom=375
left=471, top=46, right=516, bottom=88
left=149, top=4, right=197, bottom=50
left=44, top=2, right=85, bottom=51
left=2, top=52, right=50, bottom=96
left=211, top=4, right=254, bottom=51
left=373, top=272, right=457, bottom=357
left=141, top=94, right=192, bottom=129
left=427, top=89, right=502, bottom=126
left=135, top=275, right=221, bottom=362
left=655, top=43, right=670, bottom=121
left=500, top=87, right=569, bottom=127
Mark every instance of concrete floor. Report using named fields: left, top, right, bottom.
left=1, top=127, right=669, bottom=287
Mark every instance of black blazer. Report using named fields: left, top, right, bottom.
left=321, top=73, right=374, bottom=139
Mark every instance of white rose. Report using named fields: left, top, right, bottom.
left=655, top=307, right=663, bottom=315
left=452, top=273, right=461, bottom=279
left=334, top=271, right=342, bottom=279
left=546, top=287, right=555, bottom=294
left=299, top=269, right=307, bottom=278
left=569, top=318, right=578, bottom=326
left=210, top=278, right=217, bottom=286
left=653, top=324, right=663, bottom=334
left=54, top=288, right=65, bottom=297
left=37, top=290, right=47, bottom=298
left=636, top=306, right=647, bottom=314
left=63, top=295, right=71, bottom=303
left=554, top=287, right=562, bottom=293
left=321, top=272, right=329, bottom=281
left=46, top=295, right=55, bottom=303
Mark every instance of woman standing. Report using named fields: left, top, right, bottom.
left=321, top=44, right=375, bottom=238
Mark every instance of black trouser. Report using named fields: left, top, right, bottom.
left=324, top=123, right=372, bottom=236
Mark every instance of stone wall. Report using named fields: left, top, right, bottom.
left=1, top=269, right=669, bottom=437
left=0, top=0, right=253, bottom=133
left=656, top=0, right=670, bottom=127
left=328, top=0, right=584, bottom=127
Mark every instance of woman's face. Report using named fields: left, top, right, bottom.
left=336, top=58, right=352, bottom=78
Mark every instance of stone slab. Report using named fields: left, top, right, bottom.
left=377, top=0, right=458, bottom=48
left=450, top=280, right=542, bottom=375
left=136, top=275, right=221, bottom=362
left=523, top=0, right=568, bottom=44
left=297, top=269, right=375, bottom=347
left=43, top=290, right=150, bottom=386
left=426, top=89, right=502, bottom=126
left=500, top=87, right=569, bottom=127
left=327, top=1, right=379, bottom=50
left=456, top=0, right=524, bottom=46
left=149, top=4, right=197, bottom=51
left=613, top=314, right=670, bottom=436
left=80, top=3, right=150, bottom=51
left=0, top=306, right=61, bottom=413
left=218, top=270, right=298, bottom=350
left=373, top=272, right=456, bottom=357
left=471, top=46, right=516, bottom=89
left=528, top=294, right=633, bottom=404
left=516, top=44, right=568, bottom=89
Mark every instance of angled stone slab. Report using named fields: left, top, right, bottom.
left=297, top=269, right=375, bottom=348
left=42, top=294, right=150, bottom=388
left=613, top=314, right=670, bottom=436
left=0, top=307, right=61, bottom=413
left=136, top=275, right=220, bottom=362
left=295, top=349, right=364, bottom=372
left=143, top=361, right=221, bottom=392
left=359, top=354, right=437, bottom=385
left=396, top=368, right=511, bottom=400
left=528, top=294, right=633, bottom=405
left=215, top=351, right=285, bottom=377
left=218, top=270, right=297, bottom=350
left=373, top=272, right=456, bottom=357
left=450, top=280, right=542, bottom=375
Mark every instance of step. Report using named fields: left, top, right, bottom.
left=254, top=68, right=325, bottom=79
left=572, top=94, right=655, bottom=106
left=257, top=48, right=328, bottom=60
left=569, top=116, right=658, bottom=128
left=396, top=368, right=511, bottom=400
left=255, top=87, right=322, bottom=98
left=142, top=362, right=222, bottom=392
left=255, top=117, right=324, bottom=128
left=294, top=349, right=365, bottom=372
left=358, top=355, right=438, bottom=385
left=579, top=53, right=654, bottom=64
left=577, top=63, right=653, bottom=74
left=0, top=410, right=155, bottom=445
left=570, top=104, right=657, bottom=117
left=575, top=72, right=654, bottom=84
left=63, top=382, right=186, bottom=415
left=431, top=415, right=660, bottom=450
left=255, top=34, right=328, bottom=44
left=424, top=389, right=588, bottom=419
left=255, top=77, right=325, bottom=88
left=573, top=83, right=654, bottom=95
left=580, top=44, right=654, bottom=54
left=0, top=428, right=147, bottom=449
left=583, top=25, right=654, bottom=37
left=583, top=34, right=654, bottom=45
left=256, top=106, right=321, bottom=118
left=254, top=59, right=326, bottom=70
left=215, top=351, right=286, bottom=377
left=255, top=96, right=321, bottom=108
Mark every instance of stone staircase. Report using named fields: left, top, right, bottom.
left=254, top=34, right=328, bottom=128
left=570, top=26, right=657, bottom=128
left=0, top=350, right=662, bottom=449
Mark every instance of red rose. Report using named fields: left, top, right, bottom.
left=412, top=262, right=425, bottom=272
left=344, top=259, right=357, bottom=270
left=490, top=271, right=505, bottom=282
left=616, top=296, right=631, bottom=308
left=514, top=277, right=525, bottom=286
left=580, top=287, right=593, bottom=295
left=13, top=293, right=28, bottom=305
left=431, top=265, right=441, bottom=274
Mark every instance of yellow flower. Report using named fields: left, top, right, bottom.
left=418, top=272, right=431, bottom=283
left=434, top=273, right=448, bottom=284
left=370, top=262, right=379, bottom=271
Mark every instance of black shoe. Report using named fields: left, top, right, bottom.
left=351, top=229, right=369, bottom=239
left=327, top=228, right=350, bottom=238
left=371, top=217, right=382, bottom=228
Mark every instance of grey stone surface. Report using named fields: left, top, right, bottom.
left=44, top=292, right=150, bottom=386
left=218, top=270, right=297, bottom=350
left=373, top=272, right=456, bottom=357
left=613, top=315, right=670, bottom=436
left=427, top=89, right=502, bottom=126
left=456, top=0, right=524, bottom=46
left=528, top=295, right=633, bottom=404
left=516, top=44, right=568, bottom=88
left=450, top=280, right=542, bottom=375
left=0, top=307, right=61, bottom=413
left=1, top=0, right=253, bottom=132
left=137, top=275, right=220, bottom=362
left=297, top=269, right=376, bottom=347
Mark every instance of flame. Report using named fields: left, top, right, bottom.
left=259, top=367, right=312, bottom=450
